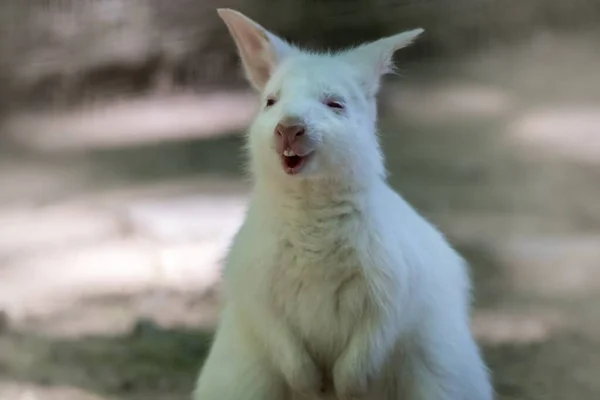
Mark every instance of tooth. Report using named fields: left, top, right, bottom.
left=283, top=149, right=296, bottom=157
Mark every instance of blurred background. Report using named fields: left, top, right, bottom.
left=1, top=0, right=600, bottom=399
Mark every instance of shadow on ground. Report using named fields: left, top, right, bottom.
left=1, top=308, right=600, bottom=400
left=0, top=323, right=213, bottom=400
left=85, top=133, right=247, bottom=186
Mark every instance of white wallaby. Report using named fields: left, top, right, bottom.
left=193, top=8, right=493, bottom=400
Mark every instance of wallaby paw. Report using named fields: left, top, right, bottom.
left=283, top=353, right=324, bottom=396
left=332, top=357, right=370, bottom=400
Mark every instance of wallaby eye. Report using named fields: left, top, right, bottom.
left=325, top=100, right=344, bottom=110
left=265, top=97, right=277, bottom=108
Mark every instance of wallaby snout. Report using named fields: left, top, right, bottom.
left=273, top=116, right=314, bottom=175
left=275, top=120, right=306, bottom=152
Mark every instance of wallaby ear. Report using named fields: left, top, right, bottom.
left=217, top=8, right=295, bottom=91
left=343, top=28, right=424, bottom=96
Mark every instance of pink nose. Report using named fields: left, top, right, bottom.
left=275, top=122, right=305, bottom=143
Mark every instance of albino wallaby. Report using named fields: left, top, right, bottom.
left=193, top=8, right=493, bottom=400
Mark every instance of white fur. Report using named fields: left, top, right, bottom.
left=194, top=8, right=493, bottom=400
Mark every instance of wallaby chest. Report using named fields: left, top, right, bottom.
left=267, top=213, right=371, bottom=361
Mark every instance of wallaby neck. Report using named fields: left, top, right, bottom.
left=253, top=174, right=379, bottom=219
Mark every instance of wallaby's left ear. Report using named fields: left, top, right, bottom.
left=217, top=8, right=296, bottom=91
left=343, top=28, right=424, bottom=96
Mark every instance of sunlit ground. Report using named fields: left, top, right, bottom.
left=0, top=34, right=599, bottom=400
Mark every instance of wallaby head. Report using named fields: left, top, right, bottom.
left=217, top=9, right=423, bottom=186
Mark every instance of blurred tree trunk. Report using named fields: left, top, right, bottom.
left=1, top=0, right=599, bottom=111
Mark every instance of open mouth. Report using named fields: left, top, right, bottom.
left=281, top=150, right=311, bottom=175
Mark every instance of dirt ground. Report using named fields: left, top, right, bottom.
left=1, top=35, right=600, bottom=400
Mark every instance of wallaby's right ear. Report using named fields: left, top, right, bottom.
left=217, top=8, right=295, bottom=91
